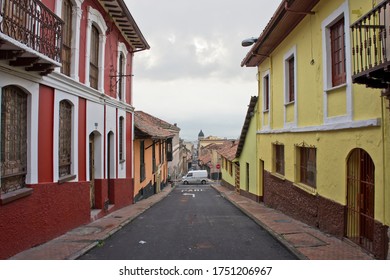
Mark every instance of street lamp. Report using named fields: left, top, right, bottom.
left=241, top=37, right=258, bottom=47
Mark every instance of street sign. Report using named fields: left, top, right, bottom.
left=216, top=163, right=220, bottom=169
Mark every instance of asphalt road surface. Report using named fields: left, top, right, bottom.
left=79, top=184, right=297, bottom=260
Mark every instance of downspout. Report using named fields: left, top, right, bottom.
left=381, top=95, right=389, bottom=260
left=381, top=96, right=386, bottom=223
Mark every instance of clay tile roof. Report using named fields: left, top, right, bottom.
left=218, top=140, right=239, bottom=161
left=134, top=111, right=175, bottom=139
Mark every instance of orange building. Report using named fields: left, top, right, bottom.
left=133, top=111, right=174, bottom=201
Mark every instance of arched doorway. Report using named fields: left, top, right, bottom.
left=346, top=148, right=375, bottom=252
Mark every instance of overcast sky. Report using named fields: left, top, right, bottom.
left=125, top=0, right=281, bottom=141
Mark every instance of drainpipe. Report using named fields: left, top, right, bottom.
left=382, top=96, right=390, bottom=259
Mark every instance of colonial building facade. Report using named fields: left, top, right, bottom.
left=242, top=0, right=389, bottom=259
left=0, top=0, right=149, bottom=259
left=133, top=111, right=174, bottom=202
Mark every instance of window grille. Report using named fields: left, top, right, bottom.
left=59, top=100, right=72, bottom=178
left=346, top=149, right=375, bottom=253
left=61, top=0, right=72, bottom=76
left=90, top=25, right=99, bottom=90
left=299, top=147, right=316, bottom=187
left=274, top=144, right=285, bottom=175
left=1, top=86, right=27, bottom=193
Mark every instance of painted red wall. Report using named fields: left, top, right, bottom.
left=0, top=182, right=90, bottom=259
left=38, top=85, right=54, bottom=183
left=108, top=178, right=133, bottom=207
left=78, top=98, right=87, bottom=181
left=41, top=0, right=55, bottom=11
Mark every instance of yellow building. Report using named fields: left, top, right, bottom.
left=242, top=0, right=389, bottom=259
left=218, top=141, right=238, bottom=191
left=235, top=96, right=261, bottom=201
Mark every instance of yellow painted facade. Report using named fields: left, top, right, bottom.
left=220, top=157, right=235, bottom=188
left=251, top=0, right=389, bottom=257
left=238, top=112, right=259, bottom=197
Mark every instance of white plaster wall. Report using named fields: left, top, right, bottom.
left=86, top=100, right=104, bottom=179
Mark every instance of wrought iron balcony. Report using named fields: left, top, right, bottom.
left=0, top=0, right=63, bottom=75
left=351, top=0, right=389, bottom=93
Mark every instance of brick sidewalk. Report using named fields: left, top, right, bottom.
left=211, top=184, right=374, bottom=260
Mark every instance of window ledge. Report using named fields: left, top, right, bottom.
left=58, top=174, right=77, bottom=184
left=1, top=188, right=33, bottom=205
left=324, top=83, right=347, bottom=93
left=270, top=172, right=285, bottom=181
left=284, top=101, right=295, bottom=106
left=293, top=182, right=317, bottom=195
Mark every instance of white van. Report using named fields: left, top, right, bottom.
left=182, top=170, right=208, bottom=185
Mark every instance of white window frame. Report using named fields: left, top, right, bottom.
left=53, top=92, right=79, bottom=182
left=261, top=70, right=271, bottom=130
left=322, top=1, right=352, bottom=124
left=55, top=0, right=84, bottom=81
left=85, top=6, right=107, bottom=92
left=117, top=42, right=128, bottom=102
left=283, top=46, right=297, bottom=128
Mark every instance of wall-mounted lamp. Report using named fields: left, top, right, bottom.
left=241, top=37, right=258, bottom=47
left=94, top=123, right=98, bottom=130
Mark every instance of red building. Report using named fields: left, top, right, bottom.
left=0, top=0, right=149, bottom=259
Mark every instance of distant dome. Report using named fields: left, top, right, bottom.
left=198, top=130, right=204, bottom=137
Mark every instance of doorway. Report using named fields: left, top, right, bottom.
left=107, top=131, right=115, bottom=203
left=89, top=133, right=95, bottom=208
left=346, top=148, right=375, bottom=252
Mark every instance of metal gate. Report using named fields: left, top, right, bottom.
left=346, top=148, right=375, bottom=253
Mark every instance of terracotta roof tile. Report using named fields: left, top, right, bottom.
left=134, top=111, right=176, bottom=139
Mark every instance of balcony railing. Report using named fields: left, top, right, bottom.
left=351, top=0, right=390, bottom=90
left=0, top=0, right=63, bottom=67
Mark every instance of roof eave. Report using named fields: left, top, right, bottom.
left=241, top=0, right=319, bottom=67
left=102, top=0, right=150, bottom=52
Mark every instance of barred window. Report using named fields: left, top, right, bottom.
left=1, top=86, right=27, bottom=193
left=274, top=144, right=285, bottom=175
left=61, top=0, right=72, bottom=76
left=299, top=147, right=316, bottom=188
left=90, top=25, right=99, bottom=90
left=59, top=100, right=72, bottom=178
